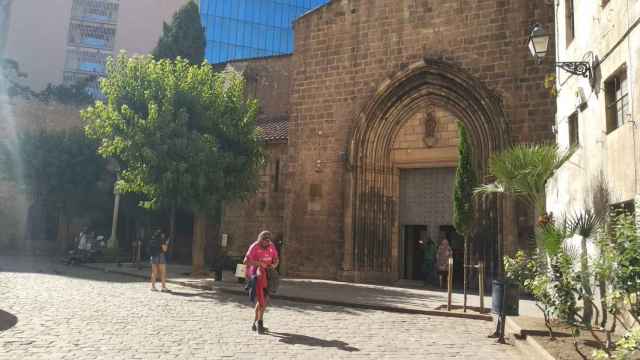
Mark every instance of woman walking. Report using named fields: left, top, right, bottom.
left=149, top=229, right=169, bottom=292
left=244, top=230, right=279, bottom=334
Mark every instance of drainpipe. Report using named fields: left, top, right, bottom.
left=625, top=0, right=640, bottom=226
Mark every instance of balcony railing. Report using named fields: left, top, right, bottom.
left=68, top=21, right=116, bottom=50
left=70, top=0, right=120, bottom=25
left=64, top=48, right=110, bottom=75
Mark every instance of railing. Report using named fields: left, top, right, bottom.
left=70, top=0, right=120, bottom=25
left=67, top=21, right=116, bottom=50
left=64, top=48, right=110, bottom=75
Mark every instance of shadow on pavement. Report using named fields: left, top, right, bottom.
left=279, top=280, right=449, bottom=307
left=165, top=289, right=372, bottom=315
left=0, top=310, right=18, bottom=332
left=267, top=331, right=360, bottom=352
left=0, top=256, right=147, bottom=284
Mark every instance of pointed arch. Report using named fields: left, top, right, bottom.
left=343, top=58, right=509, bottom=277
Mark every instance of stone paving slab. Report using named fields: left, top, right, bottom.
left=0, top=256, right=528, bottom=360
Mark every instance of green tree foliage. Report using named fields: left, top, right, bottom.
left=81, top=54, right=264, bottom=274
left=507, top=210, right=640, bottom=358
left=452, top=122, right=476, bottom=309
left=0, top=128, right=108, bottom=209
left=152, top=0, right=205, bottom=64
left=474, top=143, right=573, bottom=216
left=453, top=122, right=476, bottom=236
left=0, top=128, right=111, bottom=245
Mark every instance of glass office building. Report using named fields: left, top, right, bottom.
left=200, top=0, right=329, bottom=64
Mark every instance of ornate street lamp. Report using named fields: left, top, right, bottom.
left=528, top=23, right=592, bottom=78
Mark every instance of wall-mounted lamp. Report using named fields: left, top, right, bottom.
left=528, top=23, right=592, bottom=78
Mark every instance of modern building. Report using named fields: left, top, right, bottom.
left=199, top=0, right=329, bottom=64
left=220, top=0, right=558, bottom=284
left=0, top=0, right=11, bottom=55
left=2, top=0, right=189, bottom=92
left=546, top=1, right=639, bottom=223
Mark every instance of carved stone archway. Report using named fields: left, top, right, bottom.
left=342, top=58, right=510, bottom=282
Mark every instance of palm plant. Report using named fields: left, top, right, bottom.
left=536, top=218, right=570, bottom=257
left=568, top=209, right=603, bottom=328
left=474, top=143, right=574, bottom=219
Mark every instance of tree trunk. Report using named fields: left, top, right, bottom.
left=169, top=206, right=176, bottom=243
left=167, top=205, right=176, bottom=259
left=191, top=212, right=208, bottom=276
left=463, top=233, right=469, bottom=312
left=599, top=279, right=608, bottom=329
left=581, top=236, right=593, bottom=327
left=56, top=210, right=69, bottom=255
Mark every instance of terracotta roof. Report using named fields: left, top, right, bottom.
left=257, top=117, right=288, bottom=143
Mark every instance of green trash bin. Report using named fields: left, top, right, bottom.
left=491, top=280, right=520, bottom=316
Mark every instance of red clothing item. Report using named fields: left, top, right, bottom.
left=244, top=241, right=279, bottom=306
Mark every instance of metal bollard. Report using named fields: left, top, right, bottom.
left=447, top=256, right=453, bottom=311
left=478, top=261, right=485, bottom=313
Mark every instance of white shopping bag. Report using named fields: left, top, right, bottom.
left=235, top=263, right=246, bottom=278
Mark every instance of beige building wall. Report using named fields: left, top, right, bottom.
left=113, top=0, right=189, bottom=57
left=3, top=0, right=188, bottom=92
left=547, top=0, right=640, bottom=217
left=3, top=0, right=73, bottom=91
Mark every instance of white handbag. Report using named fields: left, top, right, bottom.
left=235, top=263, right=247, bottom=278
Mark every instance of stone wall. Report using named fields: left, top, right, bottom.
left=391, top=108, right=459, bottom=169
left=224, top=55, right=292, bottom=121
left=285, top=0, right=556, bottom=279
left=221, top=55, right=292, bottom=258
left=222, top=143, right=288, bottom=257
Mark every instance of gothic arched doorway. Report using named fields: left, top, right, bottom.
left=342, top=58, right=509, bottom=283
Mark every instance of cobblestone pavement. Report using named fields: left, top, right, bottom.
left=0, top=257, right=525, bottom=360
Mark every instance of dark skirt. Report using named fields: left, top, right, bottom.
left=150, top=253, right=166, bottom=265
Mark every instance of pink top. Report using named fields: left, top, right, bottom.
left=244, top=241, right=279, bottom=278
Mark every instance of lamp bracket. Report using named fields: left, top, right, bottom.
left=555, top=61, right=592, bottom=78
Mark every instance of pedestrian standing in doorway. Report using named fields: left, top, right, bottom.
left=422, top=236, right=437, bottom=286
left=437, top=235, right=452, bottom=289
left=149, top=229, right=169, bottom=292
left=244, top=230, right=279, bottom=334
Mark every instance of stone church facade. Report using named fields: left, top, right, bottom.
left=222, top=0, right=558, bottom=283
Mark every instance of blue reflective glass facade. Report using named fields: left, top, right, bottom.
left=200, top=0, right=329, bottom=64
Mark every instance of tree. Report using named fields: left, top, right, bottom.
left=151, top=0, right=205, bottom=243
left=452, top=122, right=477, bottom=311
left=152, top=0, right=205, bottom=64
left=567, top=210, right=602, bottom=327
left=82, top=54, right=264, bottom=275
left=0, top=128, right=111, bottom=251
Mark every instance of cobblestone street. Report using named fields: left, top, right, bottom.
left=0, top=257, right=524, bottom=359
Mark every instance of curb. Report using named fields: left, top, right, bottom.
left=506, top=317, right=556, bottom=360
left=78, top=263, right=492, bottom=321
